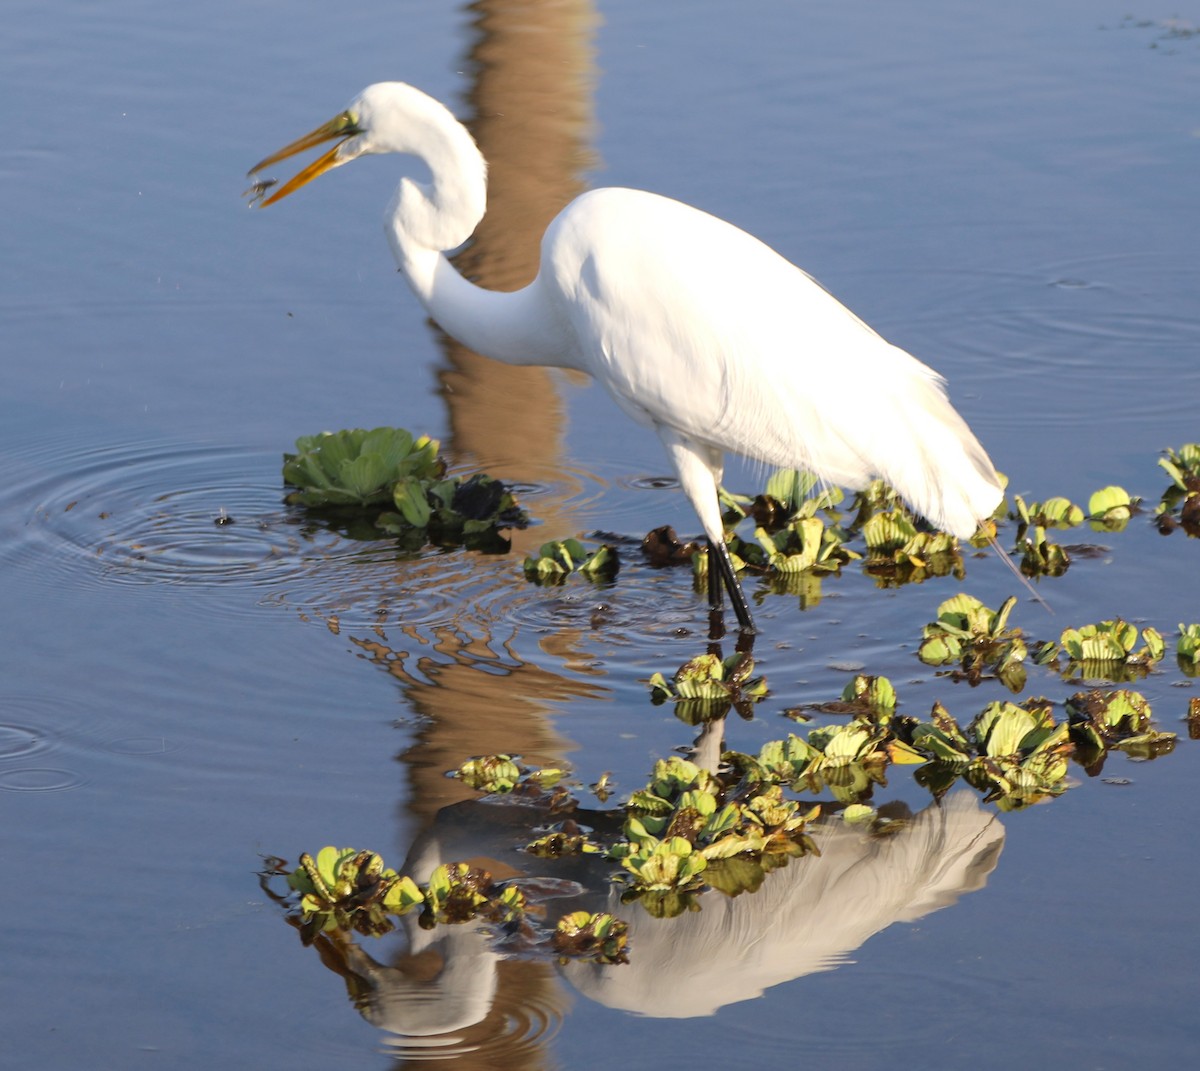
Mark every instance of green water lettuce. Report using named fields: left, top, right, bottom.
left=553, top=912, right=629, bottom=964
left=283, top=427, right=525, bottom=541
left=918, top=594, right=1028, bottom=692
left=522, top=539, right=619, bottom=583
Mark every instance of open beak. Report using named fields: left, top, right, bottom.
left=245, top=110, right=360, bottom=207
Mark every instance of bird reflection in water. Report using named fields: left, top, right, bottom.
left=285, top=787, right=1002, bottom=1051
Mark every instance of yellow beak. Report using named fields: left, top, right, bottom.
left=246, top=111, right=359, bottom=207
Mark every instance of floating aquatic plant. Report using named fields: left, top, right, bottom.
left=525, top=822, right=602, bottom=857
left=797, top=721, right=896, bottom=801
left=641, top=525, right=703, bottom=567
left=754, top=515, right=860, bottom=576
left=1065, top=688, right=1175, bottom=766
left=918, top=593, right=1028, bottom=692
left=1018, top=525, right=1070, bottom=578
left=1156, top=443, right=1200, bottom=536
left=1177, top=623, right=1200, bottom=675
left=454, top=754, right=522, bottom=793
left=839, top=674, right=898, bottom=718
left=522, top=538, right=619, bottom=583
left=376, top=472, right=525, bottom=543
left=841, top=803, right=879, bottom=825
left=846, top=478, right=910, bottom=531
left=861, top=510, right=964, bottom=587
left=277, top=849, right=535, bottom=940
left=421, top=862, right=526, bottom=927
left=552, top=911, right=629, bottom=965
left=647, top=651, right=768, bottom=723
left=614, top=835, right=708, bottom=898
left=1087, top=485, right=1137, bottom=531
left=283, top=428, right=442, bottom=508
left=1011, top=495, right=1084, bottom=534
left=282, top=427, right=525, bottom=542
left=1055, top=619, right=1164, bottom=681
left=286, top=847, right=424, bottom=936
left=608, top=755, right=819, bottom=914
left=910, top=699, right=1071, bottom=810
left=757, top=469, right=844, bottom=524
left=742, top=723, right=895, bottom=804
left=453, top=754, right=565, bottom=795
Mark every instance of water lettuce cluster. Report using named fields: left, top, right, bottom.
left=522, top=539, right=619, bottom=584
left=918, top=594, right=1028, bottom=692
left=907, top=699, right=1071, bottom=809
left=647, top=651, right=768, bottom=722
left=282, top=427, right=525, bottom=543
left=1065, top=689, right=1174, bottom=766
left=280, top=849, right=622, bottom=952
left=1018, top=618, right=1167, bottom=684
left=519, top=443, right=1189, bottom=604
left=286, top=847, right=423, bottom=936
left=452, top=753, right=566, bottom=796
left=552, top=912, right=629, bottom=964
left=1178, top=623, right=1200, bottom=674
left=610, top=756, right=820, bottom=915
left=1156, top=443, right=1200, bottom=535
left=283, top=428, right=441, bottom=509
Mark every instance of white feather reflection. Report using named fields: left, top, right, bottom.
left=561, top=791, right=1003, bottom=1017
left=321, top=791, right=1002, bottom=1050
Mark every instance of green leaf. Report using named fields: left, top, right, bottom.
left=392, top=476, right=432, bottom=528
left=382, top=875, right=424, bottom=914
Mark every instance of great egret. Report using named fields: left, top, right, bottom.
left=248, top=82, right=1004, bottom=631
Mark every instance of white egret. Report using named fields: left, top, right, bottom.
left=248, top=82, right=1004, bottom=631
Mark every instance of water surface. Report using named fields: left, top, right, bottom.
left=3, top=2, right=1198, bottom=1068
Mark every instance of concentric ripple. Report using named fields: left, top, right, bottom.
left=376, top=980, right=563, bottom=1064
left=0, top=767, right=89, bottom=792
left=7, top=438, right=313, bottom=596
left=2, top=434, right=477, bottom=622
left=0, top=692, right=122, bottom=794
left=1, top=433, right=647, bottom=632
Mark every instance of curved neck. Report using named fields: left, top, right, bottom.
left=384, top=120, right=575, bottom=369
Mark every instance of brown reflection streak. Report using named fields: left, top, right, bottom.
left=381, top=8, right=600, bottom=1060
left=351, top=623, right=603, bottom=817
left=439, top=0, right=598, bottom=511
left=388, top=0, right=601, bottom=817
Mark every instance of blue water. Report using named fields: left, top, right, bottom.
left=3, top=2, right=1198, bottom=1068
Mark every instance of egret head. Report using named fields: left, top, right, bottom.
left=245, top=105, right=366, bottom=207
left=246, top=83, right=466, bottom=208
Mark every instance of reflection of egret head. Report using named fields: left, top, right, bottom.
left=338, top=923, right=501, bottom=1042
left=559, top=792, right=1004, bottom=1017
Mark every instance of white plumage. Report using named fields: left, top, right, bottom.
left=250, top=82, right=1003, bottom=629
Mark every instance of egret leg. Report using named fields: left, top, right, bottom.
left=711, top=538, right=755, bottom=632
left=706, top=542, right=723, bottom=611
left=657, top=427, right=756, bottom=633
left=706, top=542, right=728, bottom=641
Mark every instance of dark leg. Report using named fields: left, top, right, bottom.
left=706, top=542, right=723, bottom=611
left=706, top=542, right=727, bottom=641
left=709, top=538, right=755, bottom=633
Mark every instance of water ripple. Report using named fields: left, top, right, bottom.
left=0, top=767, right=89, bottom=792
left=376, top=978, right=563, bottom=1064
left=888, top=255, right=1200, bottom=431
left=0, top=693, right=99, bottom=793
